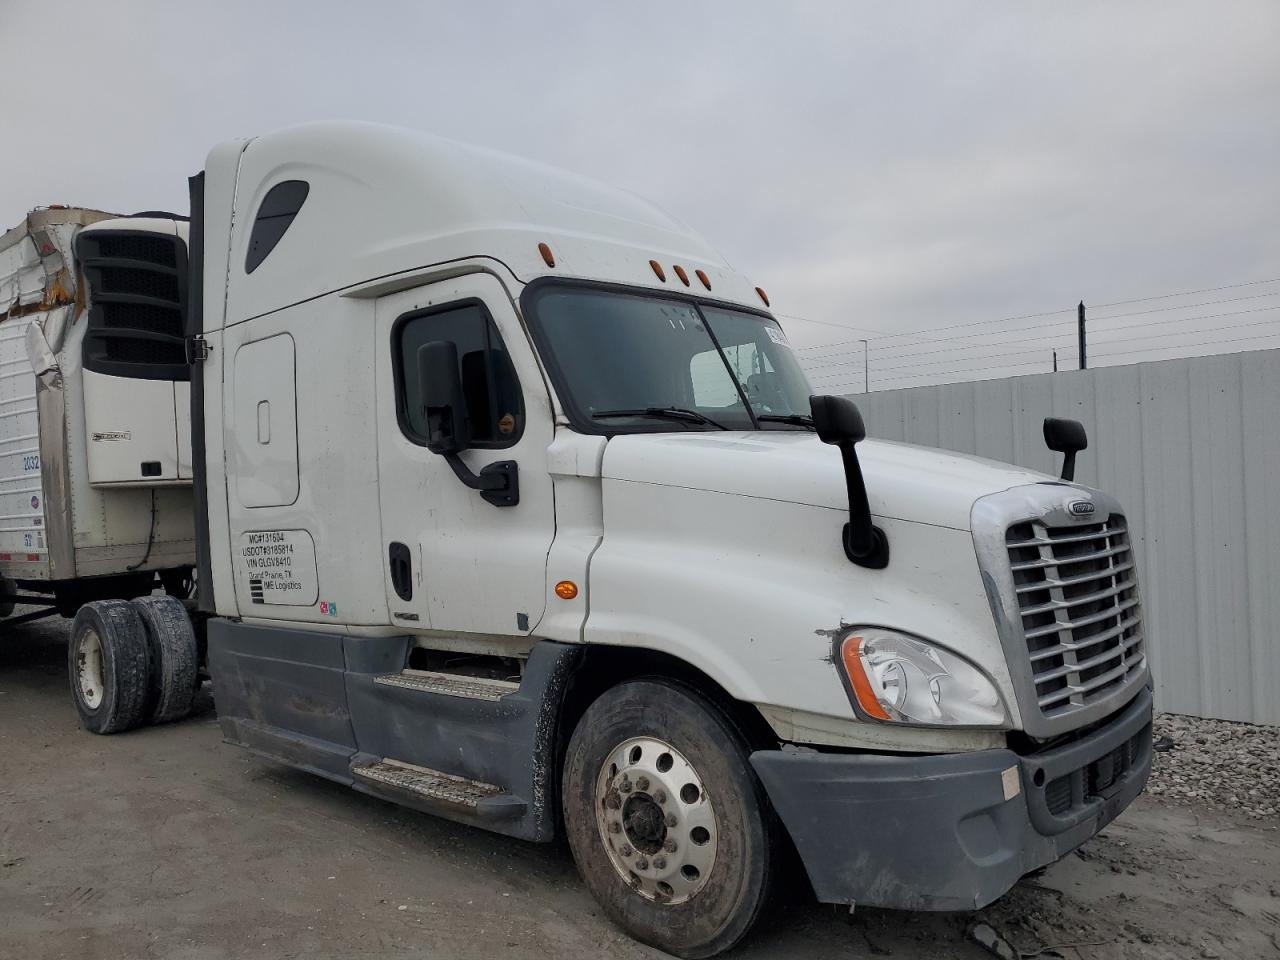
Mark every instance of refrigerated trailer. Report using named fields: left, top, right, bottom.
left=0, top=209, right=196, bottom=628
left=60, top=122, right=1153, bottom=958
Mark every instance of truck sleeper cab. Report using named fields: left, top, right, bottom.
left=69, top=122, right=1152, bottom=959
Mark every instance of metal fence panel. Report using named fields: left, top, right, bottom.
left=847, top=348, right=1280, bottom=724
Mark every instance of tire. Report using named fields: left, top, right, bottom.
left=562, top=680, right=777, bottom=959
left=68, top=600, right=152, bottom=735
left=131, top=595, right=198, bottom=724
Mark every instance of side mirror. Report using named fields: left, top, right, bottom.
left=419, top=341, right=469, bottom=455
left=809, top=395, right=888, bottom=569
left=811, top=394, right=866, bottom=445
left=1043, top=417, right=1088, bottom=482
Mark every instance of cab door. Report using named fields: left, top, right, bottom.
left=374, top=272, right=555, bottom=637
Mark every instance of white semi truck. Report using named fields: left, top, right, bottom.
left=38, top=122, right=1149, bottom=957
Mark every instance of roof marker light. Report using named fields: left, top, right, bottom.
left=673, top=265, right=690, bottom=287
left=538, top=242, right=556, bottom=268
left=649, top=260, right=666, bottom=282
left=755, top=286, right=770, bottom=307
left=695, top=269, right=711, bottom=290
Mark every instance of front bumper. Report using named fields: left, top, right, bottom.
left=751, top=687, right=1152, bottom=911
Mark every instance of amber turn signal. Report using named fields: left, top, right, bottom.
left=840, top=635, right=890, bottom=720
left=555, top=580, right=579, bottom=600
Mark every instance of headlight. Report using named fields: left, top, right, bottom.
left=838, top=628, right=1007, bottom=727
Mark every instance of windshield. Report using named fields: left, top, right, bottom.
left=524, top=285, right=814, bottom=432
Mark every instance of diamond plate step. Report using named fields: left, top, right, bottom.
left=352, top=759, right=503, bottom=808
left=373, top=669, right=519, bottom=702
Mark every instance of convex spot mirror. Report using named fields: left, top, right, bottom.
left=1043, top=417, right=1088, bottom=481
left=418, top=341, right=470, bottom=455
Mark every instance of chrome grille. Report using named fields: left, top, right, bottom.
left=1005, top=515, right=1145, bottom=719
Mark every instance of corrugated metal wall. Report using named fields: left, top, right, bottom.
left=848, top=348, right=1280, bottom=725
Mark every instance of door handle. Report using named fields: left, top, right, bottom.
left=388, top=542, right=413, bottom=601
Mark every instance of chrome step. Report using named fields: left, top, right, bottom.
left=352, top=759, right=502, bottom=808
left=373, top=669, right=519, bottom=702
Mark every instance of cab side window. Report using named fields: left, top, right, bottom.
left=395, top=302, right=524, bottom=448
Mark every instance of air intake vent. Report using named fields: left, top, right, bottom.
left=1006, top=515, right=1145, bottom=719
left=76, top=229, right=188, bottom=382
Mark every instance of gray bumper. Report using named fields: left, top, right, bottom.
left=751, top=687, right=1152, bottom=911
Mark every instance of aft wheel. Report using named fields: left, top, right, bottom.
left=68, top=600, right=151, bottom=735
left=562, top=680, right=776, bottom=958
left=131, top=595, right=198, bottom=724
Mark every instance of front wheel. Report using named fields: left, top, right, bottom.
left=562, top=680, right=777, bottom=958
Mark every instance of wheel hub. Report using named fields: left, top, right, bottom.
left=594, top=736, right=718, bottom=905
left=76, top=628, right=105, bottom=710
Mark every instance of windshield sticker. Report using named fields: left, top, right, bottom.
left=765, top=326, right=790, bottom=347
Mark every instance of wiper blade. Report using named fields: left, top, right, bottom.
left=756, top=413, right=815, bottom=429
left=591, top=407, right=730, bottom=430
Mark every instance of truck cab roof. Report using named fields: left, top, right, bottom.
left=202, top=121, right=766, bottom=328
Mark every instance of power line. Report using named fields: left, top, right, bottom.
left=789, top=275, right=1280, bottom=354
left=1091, top=276, right=1280, bottom=310
left=798, top=304, right=1280, bottom=370
left=1089, top=290, right=1280, bottom=322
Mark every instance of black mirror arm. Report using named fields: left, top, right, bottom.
left=444, top=454, right=520, bottom=508
left=835, top=440, right=889, bottom=569
left=1059, top=451, right=1077, bottom=483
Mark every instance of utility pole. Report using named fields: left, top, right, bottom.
left=1078, top=301, right=1087, bottom=370
left=859, top=338, right=869, bottom=393
left=1053, top=349, right=1058, bottom=372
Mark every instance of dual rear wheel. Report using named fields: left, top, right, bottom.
left=69, top=596, right=198, bottom=734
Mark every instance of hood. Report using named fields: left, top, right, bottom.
left=601, top=431, right=1056, bottom=531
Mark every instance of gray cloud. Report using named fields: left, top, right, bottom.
left=3, top=1, right=1276, bottom=389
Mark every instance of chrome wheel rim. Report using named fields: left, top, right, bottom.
left=75, top=628, right=105, bottom=710
left=594, top=736, right=718, bottom=905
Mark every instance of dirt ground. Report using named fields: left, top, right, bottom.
left=2, top=617, right=1278, bottom=960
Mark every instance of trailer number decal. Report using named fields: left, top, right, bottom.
left=236, top=529, right=319, bottom=606
left=22, top=454, right=39, bottom=471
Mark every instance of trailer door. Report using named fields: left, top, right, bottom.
left=374, top=273, right=555, bottom=636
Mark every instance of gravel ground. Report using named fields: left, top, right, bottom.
left=1147, top=712, right=1280, bottom=819
left=4, top=618, right=1280, bottom=959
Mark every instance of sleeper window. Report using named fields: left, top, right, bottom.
left=396, top=302, right=524, bottom=448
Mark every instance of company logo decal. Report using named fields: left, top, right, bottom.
left=1068, top=499, right=1096, bottom=517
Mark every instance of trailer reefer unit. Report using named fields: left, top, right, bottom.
left=0, top=208, right=196, bottom=621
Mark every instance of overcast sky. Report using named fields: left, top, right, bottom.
left=3, top=1, right=1277, bottom=390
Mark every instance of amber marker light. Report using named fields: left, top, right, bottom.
left=649, top=260, right=667, bottom=282
left=755, top=286, right=770, bottom=307
left=673, top=265, right=690, bottom=286
left=695, top=269, right=711, bottom=290
left=538, top=242, right=556, bottom=268
left=840, top=635, right=891, bottom=721
left=555, top=580, right=579, bottom=600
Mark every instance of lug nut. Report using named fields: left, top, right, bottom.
left=654, top=790, right=666, bottom=804
left=620, top=844, right=633, bottom=857
left=619, top=780, right=632, bottom=794
left=608, top=821, right=621, bottom=834
left=653, top=856, right=666, bottom=870
left=663, top=838, right=677, bottom=853
left=636, top=777, right=650, bottom=791
left=636, top=858, right=649, bottom=870
left=605, top=794, right=621, bottom=810
left=665, top=813, right=678, bottom=828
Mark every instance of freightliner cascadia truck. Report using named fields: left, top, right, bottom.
left=47, top=122, right=1150, bottom=957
